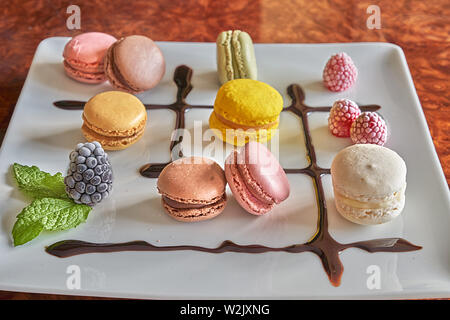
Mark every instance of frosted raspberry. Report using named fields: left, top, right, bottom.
left=350, top=112, right=387, bottom=146
left=328, top=99, right=361, bottom=137
left=323, top=52, right=358, bottom=92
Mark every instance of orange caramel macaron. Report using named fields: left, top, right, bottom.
left=82, top=91, right=147, bottom=150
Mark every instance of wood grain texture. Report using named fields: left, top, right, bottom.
left=0, top=0, right=448, bottom=299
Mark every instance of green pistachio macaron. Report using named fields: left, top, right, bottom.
left=216, top=30, right=257, bottom=84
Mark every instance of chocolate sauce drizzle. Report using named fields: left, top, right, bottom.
left=50, top=65, right=421, bottom=286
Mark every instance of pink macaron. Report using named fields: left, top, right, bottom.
left=225, top=141, right=290, bottom=215
left=63, top=32, right=117, bottom=84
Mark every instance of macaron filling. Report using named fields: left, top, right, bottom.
left=162, top=194, right=226, bottom=209
left=334, top=186, right=405, bottom=210
left=63, top=60, right=106, bottom=82
left=214, top=112, right=279, bottom=130
left=82, top=123, right=145, bottom=141
left=82, top=113, right=146, bottom=138
left=64, top=59, right=105, bottom=74
left=161, top=194, right=227, bottom=221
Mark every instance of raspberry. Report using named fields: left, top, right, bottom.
left=350, top=112, right=387, bottom=146
left=328, top=99, right=361, bottom=137
left=323, top=52, right=358, bottom=92
left=65, top=141, right=113, bottom=206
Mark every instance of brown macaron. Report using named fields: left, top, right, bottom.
left=104, top=35, right=165, bottom=94
left=157, top=157, right=227, bottom=222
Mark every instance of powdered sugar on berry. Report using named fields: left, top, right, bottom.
left=323, top=52, right=358, bottom=92
left=350, top=112, right=388, bottom=146
left=328, top=99, right=361, bottom=137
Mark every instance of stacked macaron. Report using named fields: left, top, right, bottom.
left=63, top=32, right=117, bottom=84
left=82, top=91, right=147, bottom=150
left=209, top=79, right=284, bottom=146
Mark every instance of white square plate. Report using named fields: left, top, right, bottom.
left=0, top=38, right=448, bottom=299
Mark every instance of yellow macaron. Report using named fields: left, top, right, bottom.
left=82, top=91, right=147, bottom=150
left=209, top=79, right=283, bottom=146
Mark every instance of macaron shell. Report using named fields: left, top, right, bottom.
left=83, top=91, right=147, bottom=135
left=109, top=35, right=166, bottom=93
left=104, top=44, right=131, bottom=92
left=157, top=157, right=227, bottom=203
left=231, top=31, right=257, bottom=80
left=237, top=141, right=290, bottom=204
left=63, top=32, right=117, bottom=66
left=331, top=144, right=407, bottom=200
left=216, top=30, right=234, bottom=84
left=213, top=79, right=283, bottom=127
left=225, top=151, right=273, bottom=215
left=161, top=195, right=227, bottom=222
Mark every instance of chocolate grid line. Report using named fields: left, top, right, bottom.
left=50, top=65, right=421, bottom=287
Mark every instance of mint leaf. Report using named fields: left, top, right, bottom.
left=11, top=218, right=45, bottom=248
left=12, top=198, right=92, bottom=246
left=12, top=163, right=68, bottom=200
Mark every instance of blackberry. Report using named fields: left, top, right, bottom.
left=64, top=141, right=113, bottom=206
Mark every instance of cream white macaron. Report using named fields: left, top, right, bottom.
left=331, top=144, right=407, bottom=225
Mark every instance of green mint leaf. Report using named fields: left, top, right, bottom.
left=11, top=218, right=45, bottom=247
left=12, top=163, right=68, bottom=200
left=12, top=198, right=92, bottom=246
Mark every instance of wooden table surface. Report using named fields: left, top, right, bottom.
left=0, top=0, right=448, bottom=299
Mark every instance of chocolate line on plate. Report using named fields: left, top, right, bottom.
left=46, top=237, right=420, bottom=257
left=51, top=65, right=422, bottom=286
